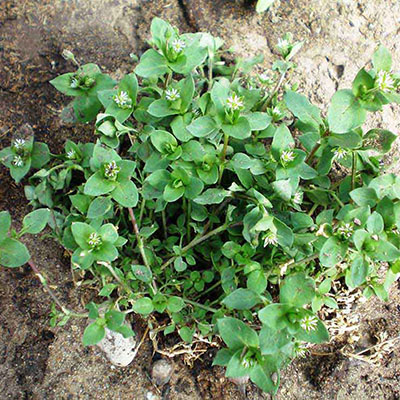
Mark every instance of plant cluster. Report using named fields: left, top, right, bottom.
left=1, top=18, right=400, bottom=395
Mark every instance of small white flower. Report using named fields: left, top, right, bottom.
left=165, top=88, right=180, bottom=101
left=375, top=70, right=395, bottom=93
left=241, top=357, right=255, bottom=369
left=293, top=191, right=303, bottom=205
left=66, top=150, right=76, bottom=159
left=353, top=218, right=362, bottom=226
left=295, top=343, right=308, bottom=358
left=226, top=93, right=244, bottom=111
left=113, top=91, right=132, bottom=109
left=13, top=138, right=26, bottom=150
left=263, top=231, right=278, bottom=247
left=300, top=315, right=318, bottom=332
left=12, top=155, right=24, bottom=167
left=281, top=150, right=295, bottom=164
left=334, top=147, right=348, bottom=160
left=277, top=38, right=290, bottom=53
left=87, top=232, right=102, bottom=248
left=70, top=77, right=80, bottom=89
left=171, top=38, right=186, bottom=53
left=104, top=160, right=120, bottom=180
left=392, top=228, right=400, bottom=235
left=337, top=222, right=354, bottom=238
left=259, top=72, right=273, bottom=85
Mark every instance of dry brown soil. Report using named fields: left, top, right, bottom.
left=0, top=0, right=400, bottom=399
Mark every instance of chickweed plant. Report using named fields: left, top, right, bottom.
left=1, top=18, right=400, bottom=395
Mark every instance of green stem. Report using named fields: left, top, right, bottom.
left=161, top=221, right=242, bottom=270
left=351, top=151, right=357, bottom=191
left=128, top=207, right=157, bottom=293
left=218, top=133, right=229, bottom=184
left=180, top=296, right=218, bottom=313
left=139, top=199, right=146, bottom=226
left=331, top=192, right=345, bottom=208
left=186, top=200, right=191, bottom=243
left=308, top=203, right=318, bottom=216
left=162, top=209, right=168, bottom=240
left=208, top=52, right=213, bottom=90
left=279, top=253, right=319, bottom=271
left=305, top=130, right=330, bottom=164
left=261, top=70, right=286, bottom=112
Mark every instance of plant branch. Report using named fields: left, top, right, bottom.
left=261, top=70, right=287, bottom=112
left=28, top=259, right=87, bottom=318
left=161, top=221, right=243, bottom=270
left=128, top=207, right=157, bottom=293
left=351, top=151, right=357, bottom=191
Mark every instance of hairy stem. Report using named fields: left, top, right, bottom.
left=351, top=151, right=357, bottom=191
left=261, top=70, right=286, bottom=112
left=128, top=207, right=157, bottom=293
left=218, top=133, right=229, bottom=185
left=28, top=259, right=87, bottom=317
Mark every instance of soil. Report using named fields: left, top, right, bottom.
left=0, top=0, right=399, bottom=399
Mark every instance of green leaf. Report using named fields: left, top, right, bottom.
left=319, top=237, right=347, bottom=267
left=272, top=179, right=292, bottom=202
left=22, top=208, right=50, bottom=234
left=31, top=142, right=50, bottom=169
left=247, top=269, right=267, bottom=294
left=259, top=326, right=290, bottom=356
left=258, top=304, right=290, bottom=330
left=0, top=211, right=11, bottom=240
left=363, top=129, right=397, bottom=154
left=187, top=116, right=217, bottom=137
left=135, top=49, right=169, bottom=78
left=350, top=256, right=369, bottom=287
left=295, top=315, right=329, bottom=344
left=111, top=180, right=139, bottom=207
left=222, top=117, right=251, bottom=140
left=73, top=95, right=103, bottom=123
left=84, top=171, right=116, bottom=196
left=148, top=99, right=179, bottom=118
left=372, top=44, right=392, bottom=72
left=151, top=130, right=178, bottom=153
left=327, top=89, right=366, bottom=134
left=246, top=112, right=272, bottom=131
left=222, top=288, right=260, bottom=310
left=184, top=177, right=204, bottom=199
left=350, top=187, right=378, bottom=207
left=82, top=322, right=105, bottom=346
left=105, top=309, right=125, bottom=331
left=352, top=68, right=374, bottom=97
left=87, top=197, right=113, bottom=219
left=250, top=361, right=279, bottom=395
left=93, top=242, right=118, bottom=262
left=279, top=273, right=315, bottom=307
left=0, top=238, right=30, bottom=268
left=70, top=194, right=91, bottom=214
left=194, top=188, right=230, bottom=205
left=366, top=211, right=384, bottom=234
left=163, top=183, right=185, bottom=202
left=225, top=349, right=253, bottom=378
left=174, top=256, right=187, bottom=272
left=284, top=91, right=322, bottom=130
left=71, top=222, right=95, bottom=250
left=167, top=296, right=185, bottom=313
left=217, top=317, right=259, bottom=350
left=132, top=297, right=154, bottom=314
left=179, top=326, right=194, bottom=343
left=256, top=0, right=275, bottom=12
left=271, top=124, right=294, bottom=161
left=99, top=223, right=119, bottom=244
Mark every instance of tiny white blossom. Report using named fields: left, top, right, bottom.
left=171, top=38, right=186, bottom=53
left=165, top=88, right=180, bottom=101
left=277, top=38, right=290, bottom=53
left=70, top=77, right=80, bottom=89
left=337, top=223, right=354, bottom=238
left=104, top=160, right=120, bottom=180
left=226, top=93, right=244, bottom=111
left=353, top=218, right=362, bottom=226
left=87, top=232, right=102, bottom=248
left=295, top=343, right=308, bottom=358
left=113, top=91, right=132, bottom=109
left=281, top=150, right=295, bottom=164
left=13, top=155, right=24, bottom=167
left=13, top=138, right=26, bottom=150
left=293, top=191, right=303, bottom=205
left=334, top=147, right=348, bottom=160
left=66, top=150, right=76, bottom=159
left=300, top=315, right=318, bottom=332
left=259, top=72, right=273, bottom=85
left=263, top=231, right=278, bottom=247
left=375, top=70, right=395, bottom=93
left=392, top=228, right=400, bottom=235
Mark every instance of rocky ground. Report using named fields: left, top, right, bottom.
left=0, top=0, right=400, bottom=398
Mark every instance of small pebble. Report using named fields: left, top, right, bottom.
left=151, top=359, right=174, bottom=386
